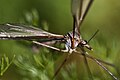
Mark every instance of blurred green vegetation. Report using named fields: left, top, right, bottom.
left=0, top=0, right=120, bottom=80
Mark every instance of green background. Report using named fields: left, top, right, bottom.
left=0, top=0, right=120, bottom=80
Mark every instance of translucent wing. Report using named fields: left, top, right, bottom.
left=71, top=0, right=93, bottom=34
left=0, top=23, right=64, bottom=40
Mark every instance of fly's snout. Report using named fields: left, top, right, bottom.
left=79, top=40, right=93, bottom=50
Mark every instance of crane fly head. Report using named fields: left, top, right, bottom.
left=65, top=32, right=92, bottom=53
left=79, top=40, right=93, bottom=51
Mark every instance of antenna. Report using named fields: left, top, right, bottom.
left=88, top=29, right=99, bottom=43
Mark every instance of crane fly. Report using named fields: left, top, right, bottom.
left=0, top=0, right=118, bottom=80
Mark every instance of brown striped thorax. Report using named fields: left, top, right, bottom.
left=64, top=31, right=92, bottom=53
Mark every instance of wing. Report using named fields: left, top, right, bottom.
left=71, top=0, right=93, bottom=34
left=0, top=23, right=64, bottom=41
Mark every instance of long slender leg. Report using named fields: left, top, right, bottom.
left=32, top=41, right=68, bottom=53
left=52, top=53, right=70, bottom=79
left=93, top=58, right=118, bottom=80
left=32, top=41, right=70, bottom=79
left=75, top=51, right=118, bottom=80
left=85, top=53, right=115, bottom=67
left=83, top=53, right=93, bottom=80
left=74, top=51, right=115, bottom=67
